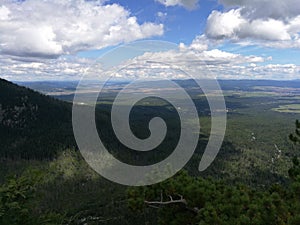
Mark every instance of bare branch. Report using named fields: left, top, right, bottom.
left=144, top=198, right=186, bottom=205
left=145, top=193, right=187, bottom=205
left=144, top=194, right=199, bottom=214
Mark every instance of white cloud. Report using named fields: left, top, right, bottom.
left=156, top=0, right=199, bottom=10
left=1, top=0, right=299, bottom=81
left=188, top=35, right=209, bottom=51
left=157, top=11, right=167, bottom=21
left=105, top=39, right=300, bottom=80
left=102, top=43, right=269, bottom=81
left=1, top=42, right=299, bottom=81
left=206, top=1, right=300, bottom=48
left=0, top=56, right=92, bottom=81
left=219, top=0, right=300, bottom=20
left=0, top=40, right=266, bottom=81
left=0, top=0, right=163, bottom=59
left=0, top=5, right=10, bottom=20
left=206, top=9, right=294, bottom=41
left=206, top=9, right=245, bottom=40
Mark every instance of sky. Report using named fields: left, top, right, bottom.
left=0, top=0, right=300, bottom=81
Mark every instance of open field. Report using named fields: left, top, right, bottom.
left=272, top=104, right=300, bottom=114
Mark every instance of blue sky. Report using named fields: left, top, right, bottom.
left=109, top=0, right=221, bottom=43
left=0, top=0, right=300, bottom=80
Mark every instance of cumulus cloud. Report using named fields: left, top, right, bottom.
left=206, top=9, right=246, bottom=40
left=1, top=0, right=298, bottom=81
left=206, top=9, right=293, bottom=41
left=182, top=35, right=210, bottom=52
left=206, top=0, right=300, bottom=48
left=156, top=0, right=199, bottom=10
left=0, top=37, right=267, bottom=81
left=101, top=42, right=268, bottom=81
left=219, top=0, right=300, bottom=20
left=1, top=42, right=299, bottom=81
left=0, top=0, right=163, bottom=59
left=214, top=63, right=300, bottom=80
left=0, top=55, right=92, bottom=81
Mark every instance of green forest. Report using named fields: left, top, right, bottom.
left=1, top=79, right=300, bottom=224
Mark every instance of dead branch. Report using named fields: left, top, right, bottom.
left=144, top=194, right=199, bottom=214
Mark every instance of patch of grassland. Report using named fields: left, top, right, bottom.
left=272, top=104, right=300, bottom=114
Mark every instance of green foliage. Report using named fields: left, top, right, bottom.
left=288, top=121, right=300, bottom=180
left=289, top=120, right=300, bottom=144
left=126, top=120, right=300, bottom=225
left=288, top=157, right=300, bottom=180
left=0, top=168, right=65, bottom=225
left=128, top=170, right=300, bottom=225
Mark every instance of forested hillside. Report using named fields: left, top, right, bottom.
left=0, top=78, right=75, bottom=159
left=0, top=79, right=299, bottom=224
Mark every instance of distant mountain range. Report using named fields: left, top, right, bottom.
left=16, top=79, right=300, bottom=95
